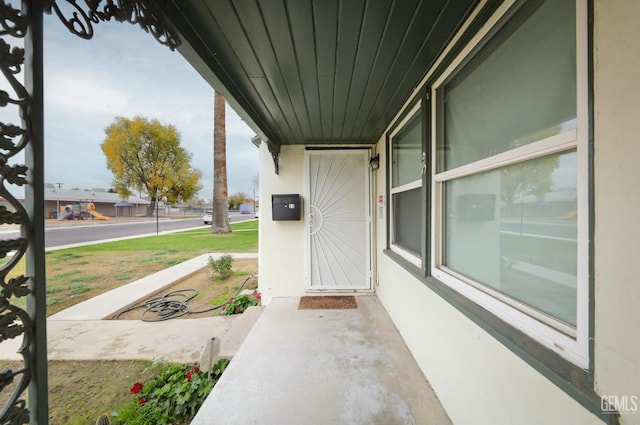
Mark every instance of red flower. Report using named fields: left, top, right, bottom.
left=235, top=306, right=241, bottom=312
left=130, top=382, right=143, bottom=395
left=221, top=305, right=226, bottom=311
left=255, top=294, right=261, bottom=300
left=186, top=371, right=192, bottom=381
left=139, top=398, right=146, bottom=406
left=194, top=366, right=200, bottom=374
left=228, top=297, right=234, bottom=302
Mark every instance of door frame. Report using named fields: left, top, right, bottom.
left=304, top=147, right=374, bottom=292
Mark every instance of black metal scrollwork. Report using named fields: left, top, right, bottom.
left=0, top=1, right=178, bottom=421
left=43, top=0, right=181, bottom=50
left=0, top=1, right=35, bottom=423
left=0, top=2, right=28, bottom=38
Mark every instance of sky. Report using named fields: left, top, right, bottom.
left=3, top=13, right=259, bottom=202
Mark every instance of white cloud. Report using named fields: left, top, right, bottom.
left=44, top=68, right=129, bottom=117
left=38, top=15, right=259, bottom=200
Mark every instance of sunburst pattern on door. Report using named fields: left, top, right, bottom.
left=307, top=150, right=371, bottom=289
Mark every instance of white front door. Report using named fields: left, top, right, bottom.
left=306, top=149, right=371, bottom=290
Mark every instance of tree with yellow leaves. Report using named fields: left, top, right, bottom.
left=101, top=116, right=202, bottom=216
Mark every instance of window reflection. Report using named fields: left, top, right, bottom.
left=444, top=150, right=577, bottom=325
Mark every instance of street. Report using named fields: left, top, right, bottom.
left=0, top=214, right=257, bottom=249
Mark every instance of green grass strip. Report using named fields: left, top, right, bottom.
left=63, top=223, right=258, bottom=254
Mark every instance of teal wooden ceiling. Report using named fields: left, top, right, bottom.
left=149, top=0, right=477, bottom=148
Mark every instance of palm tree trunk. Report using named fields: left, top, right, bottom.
left=212, top=91, right=231, bottom=234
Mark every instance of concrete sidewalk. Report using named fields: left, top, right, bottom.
left=0, top=308, right=262, bottom=364
left=0, top=253, right=261, bottom=363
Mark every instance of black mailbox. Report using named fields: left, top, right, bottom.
left=272, top=194, right=301, bottom=221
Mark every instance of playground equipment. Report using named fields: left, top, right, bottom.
left=57, top=202, right=109, bottom=221
left=58, top=204, right=87, bottom=220
left=57, top=206, right=72, bottom=221
left=87, top=203, right=109, bottom=220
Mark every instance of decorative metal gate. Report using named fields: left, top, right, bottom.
left=1, top=2, right=48, bottom=422
left=0, top=1, right=179, bottom=423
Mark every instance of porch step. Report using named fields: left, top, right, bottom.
left=220, top=305, right=263, bottom=358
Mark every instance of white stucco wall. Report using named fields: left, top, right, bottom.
left=258, top=144, right=307, bottom=303
left=593, top=1, right=640, bottom=423
left=373, top=1, right=640, bottom=424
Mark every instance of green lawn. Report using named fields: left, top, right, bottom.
left=76, top=219, right=258, bottom=253
left=2, top=220, right=258, bottom=315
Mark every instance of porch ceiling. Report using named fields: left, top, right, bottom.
left=149, top=0, right=476, bottom=148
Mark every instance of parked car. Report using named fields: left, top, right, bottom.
left=203, top=210, right=212, bottom=224
left=204, top=210, right=232, bottom=224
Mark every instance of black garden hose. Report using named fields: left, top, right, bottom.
left=113, top=275, right=256, bottom=322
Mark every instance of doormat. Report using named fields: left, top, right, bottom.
left=298, top=296, right=357, bottom=310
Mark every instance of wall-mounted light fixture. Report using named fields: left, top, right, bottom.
left=369, top=154, right=380, bottom=171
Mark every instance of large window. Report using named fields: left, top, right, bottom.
left=389, top=104, right=423, bottom=265
left=432, top=0, right=588, bottom=366
left=442, top=151, right=578, bottom=326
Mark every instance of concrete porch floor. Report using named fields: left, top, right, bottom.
left=192, top=296, right=452, bottom=425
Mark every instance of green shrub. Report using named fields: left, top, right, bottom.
left=114, top=359, right=229, bottom=424
left=208, top=254, right=233, bottom=280
left=220, top=294, right=261, bottom=315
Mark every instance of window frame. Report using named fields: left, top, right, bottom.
left=388, top=102, right=423, bottom=267
left=428, top=0, right=590, bottom=368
